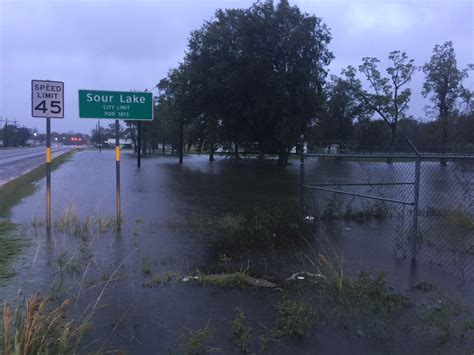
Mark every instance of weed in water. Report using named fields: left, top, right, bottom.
left=275, top=300, right=315, bottom=339
left=199, top=271, right=248, bottom=288
left=143, top=275, right=162, bottom=288
left=141, top=256, right=152, bottom=275
left=187, top=214, right=210, bottom=231
left=232, top=307, right=252, bottom=353
left=2, top=296, right=78, bottom=354
left=215, top=214, right=246, bottom=236
left=97, top=216, right=114, bottom=233
left=328, top=272, right=408, bottom=320
left=0, top=221, right=29, bottom=279
left=182, top=320, right=218, bottom=354
left=446, top=207, right=474, bottom=231
left=421, top=298, right=465, bottom=344
left=54, top=206, right=78, bottom=231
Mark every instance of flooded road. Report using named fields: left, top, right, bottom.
left=3, top=150, right=473, bottom=353
left=0, top=146, right=72, bottom=186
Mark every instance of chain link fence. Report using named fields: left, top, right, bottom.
left=301, top=150, right=474, bottom=280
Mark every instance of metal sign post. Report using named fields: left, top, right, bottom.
left=46, top=118, right=51, bottom=230
left=137, top=121, right=142, bottom=168
left=115, top=120, right=121, bottom=229
left=31, top=80, right=64, bottom=231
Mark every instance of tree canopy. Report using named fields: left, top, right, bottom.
left=157, top=0, right=333, bottom=165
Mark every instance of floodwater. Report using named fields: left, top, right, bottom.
left=304, top=156, right=474, bottom=280
left=2, top=150, right=474, bottom=353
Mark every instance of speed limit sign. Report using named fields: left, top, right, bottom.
left=31, top=80, right=64, bottom=118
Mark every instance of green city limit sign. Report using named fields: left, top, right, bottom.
left=79, top=90, right=153, bottom=120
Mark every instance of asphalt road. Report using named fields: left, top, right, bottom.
left=0, top=146, right=73, bottom=186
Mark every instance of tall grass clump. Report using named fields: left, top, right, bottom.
left=232, top=307, right=252, bottom=353
left=2, top=296, right=80, bottom=355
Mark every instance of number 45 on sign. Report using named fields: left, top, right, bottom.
left=32, top=80, right=64, bottom=118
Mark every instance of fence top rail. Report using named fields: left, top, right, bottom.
left=304, top=153, right=474, bottom=160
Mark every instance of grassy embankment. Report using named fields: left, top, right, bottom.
left=0, top=149, right=77, bottom=279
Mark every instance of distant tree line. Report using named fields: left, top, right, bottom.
left=0, top=123, right=30, bottom=147
left=124, top=0, right=473, bottom=164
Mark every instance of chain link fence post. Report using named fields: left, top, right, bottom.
left=300, top=134, right=305, bottom=221
left=411, top=155, right=421, bottom=263
left=405, top=137, right=421, bottom=263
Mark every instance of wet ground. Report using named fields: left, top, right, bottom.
left=0, top=146, right=72, bottom=186
left=2, top=150, right=474, bottom=354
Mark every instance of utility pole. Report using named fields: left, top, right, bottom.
left=98, top=120, right=102, bottom=152
left=3, top=118, right=7, bottom=147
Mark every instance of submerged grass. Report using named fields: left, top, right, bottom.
left=0, top=221, right=29, bottom=279
left=419, top=298, right=472, bottom=345
left=198, top=271, right=248, bottom=289
left=0, top=150, right=77, bottom=280
left=181, top=321, right=217, bottom=354
left=0, top=149, right=77, bottom=218
left=2, top=296, right=80, bottom=355
left=275, top=300, right=315, bottom=339
left=232, top=307, right=252, bottom=353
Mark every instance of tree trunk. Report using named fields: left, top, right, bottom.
left=258, top=141, right=265, bottom=160
left=209, top=143, right=215, bottom=162
left=162, top=136, right=165, bottom=155
left=179, top=116, right=184, bottom=164
left=277, top=143, right=288, bottom=167
left=440, top=115, right=448, bottom=166
left=234, top=142, right=240, bottom=160
left=387, top=124, right=397, bottom=164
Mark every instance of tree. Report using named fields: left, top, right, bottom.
left=319, top=75, right=367, bottom=144
left=344, top=51, right=416, bottom=155
left=177, top=0, right=333, bottom=165
left=158, top=65, right=197, bottom=163
left=422, top=41, right=473, bottom=161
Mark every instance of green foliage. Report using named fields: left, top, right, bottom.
left=215, top=214, right=246, bottom=237
left=422, top=41, right=472, bottom=118
left=0, top=221, right=28, bottom=279
left=157, top=0, right=333, bottom=164
left=143, top=275, right=162, bottom=288
left=321, top=195, right=389, bottom=221
left=333, top=272, right=408, bottom=319
left=232, top=307, right=252, bottom=353
left=446, top=208, right=474, bottom=231
left=141, top=256, right=152, bottom=275
left=2, top=297, right=79, bottom=355
left=421, top=298, right=466, bottom=344
left=275, top=300, right=315, bottom=339
left=344, top=51, right=415, bottom=152
left=182, top=321, right=217, bottom=354
left=422, top=41, right=473, bottom=151
left=199, top=272, right=248, bottom=289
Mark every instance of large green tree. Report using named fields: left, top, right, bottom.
left=422, top=41, right=473, bottom=160
left=179, top=0, right=333, bottom=165
left=319, top=75, right=367, bottom=144
left=345, top=51, right=416, bottom=155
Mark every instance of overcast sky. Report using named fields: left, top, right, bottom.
left=1, top=0, right=473, bottom=134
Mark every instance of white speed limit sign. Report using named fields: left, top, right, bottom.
left=31, top=80, right=64, bottom=118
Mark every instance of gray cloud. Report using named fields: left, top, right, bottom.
left=1, top=0, right=472, bottom=133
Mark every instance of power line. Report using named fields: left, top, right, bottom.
left=248, top=0, right=261, bottom=11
